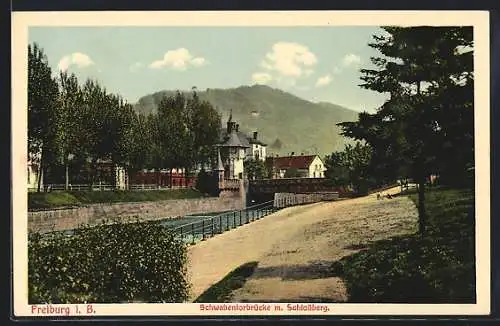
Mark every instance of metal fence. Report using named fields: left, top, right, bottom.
left=170, top=200, right=277, bottom=245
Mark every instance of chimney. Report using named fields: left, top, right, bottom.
left=236, top=124, right=239, bottom=132
left=253, top=131, right=258, bottom=140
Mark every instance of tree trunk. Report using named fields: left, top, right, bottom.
left=65, top=159, right=69, bottom=191
left=36, top=150, right=43, bottom=193
left=417, top=175, right=426, bottom=237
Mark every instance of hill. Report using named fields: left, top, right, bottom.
left=133, top=85, right=359, bottom=157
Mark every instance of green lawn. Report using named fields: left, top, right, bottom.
left=334, top=186, right=475, bottom=303
left=28, top=189, right=206, bottom=210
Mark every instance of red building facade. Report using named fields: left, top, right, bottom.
left=131, top=170, right=197, bottom=188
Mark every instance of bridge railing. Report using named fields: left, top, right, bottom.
left=219, top=179, right=241, bottom=190
left=171, top=200, right=276, bottom=245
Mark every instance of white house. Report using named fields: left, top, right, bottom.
left=27, top=159, right=42, bottom=191
left=266, top=154, right=327, bottom=179
left=246, top=131, right=267, bottom=162
left=217, top=112, right=268, bottom=179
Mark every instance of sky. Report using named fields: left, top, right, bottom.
left=29, top=26, right=390, bottom=112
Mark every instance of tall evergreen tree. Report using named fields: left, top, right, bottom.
left=339, top=26, right=474, bottom=235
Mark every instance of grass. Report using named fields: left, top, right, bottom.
left=194, top=262, right=259, bottom=303
left=333, top=186, right=475, bottom=303
left=28, top=188, right=206, bottom=210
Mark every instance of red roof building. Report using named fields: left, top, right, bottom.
left=266, top=154, right=326, bottom=179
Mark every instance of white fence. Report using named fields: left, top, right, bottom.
left=29, top=184, right=192, bottom=192
left=273, top=192, right=340, bottom=208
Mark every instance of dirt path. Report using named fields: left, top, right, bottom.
left=186, top=187, right=418, bottom=302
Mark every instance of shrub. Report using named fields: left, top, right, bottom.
left=28, top=219, right=190, bottom=303
left=195, top=170, right=218, bottom=196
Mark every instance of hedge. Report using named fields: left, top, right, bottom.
left=28, top=218, right=190, bottom=303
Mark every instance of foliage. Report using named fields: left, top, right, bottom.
left=195, top=169, right=219, bottom=196
left=28, top=189, right=205, bottom=210
left=28, top=43, right=222, bottom=190
left=244, top=158, right=268, bottom=180
left=28, top=43, right=60, bottom=191
left=338, top=27, right=474, bottom=234
left=334, top=187, right=475, bottom=303
left=283, top=167, right=301, bottom=178
left=28, top=219, right=190, bottom=303
left=324, top=142, right=374, bottom=194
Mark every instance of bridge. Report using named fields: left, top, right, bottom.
left=248, top=177, right=344, bottom=194
left=218, top=177, right=349, bottom=205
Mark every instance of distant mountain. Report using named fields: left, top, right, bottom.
left=133, top=85, right=359, bottom=157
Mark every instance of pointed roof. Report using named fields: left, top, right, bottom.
left=216, top=148, right=225, bottom=171
left=219, top=130, right=250, bottom=148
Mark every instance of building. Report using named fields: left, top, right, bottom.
left=266, top=154, right=327, bottom=179
left=132, top=168, right=196, bottom=188
left=27, top=159, right=42, bottom=191
left=247, top=131, right=267, bottom=162
left=217, top=112, right=268, bottom=179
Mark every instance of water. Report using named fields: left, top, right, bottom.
left=33, top=206, right=277, bottom=245
left=167, top=207, right=277, bottom=244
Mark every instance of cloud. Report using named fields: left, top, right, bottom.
left=57, top=52, right=95, bottom=72
left=191, top=57, right=206, bottom=66
left=129, top=61, right=144, bottom=72
left=315, top=74, right=332, bottom=87
left=342, top=53, right=362, bottom=67
left=261, top=42, right=317, bottom=77
left=149, top=48, right=207, bottom=70
left=252, top=72, right=273, bottom=85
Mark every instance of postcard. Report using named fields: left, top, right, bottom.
left=12, top=10, right=490, bottom=317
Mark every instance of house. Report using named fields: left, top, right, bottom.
left=266, top=154, right=327, bottom=179
left=27, top=159, right=42, bottom=191
left=217, top=112, right=268, bottom=179
left=247, top=131, right=267, bottom=162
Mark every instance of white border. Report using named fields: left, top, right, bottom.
left=12, top=11, right=491, bottom=317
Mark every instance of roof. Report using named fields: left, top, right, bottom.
left=266, top=155, right=319, bottom=170
left=219, top=128, right=267, bottom=147
left=248, top=138, right=267, bottom=146
left=219, top=130, right=250, bottom=148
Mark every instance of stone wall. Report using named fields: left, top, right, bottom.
left=28, top=196, right=244, bottom=233
left=273, top=192, right=339, bottom=208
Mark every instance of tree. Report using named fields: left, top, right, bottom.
left=122, top=111, right=152, bottom=184
left=28, top=43, right=60, bottom=192
left=325, top=142, right=373, bottom=194
left=185, top=89, right=221, bottom=171
left=155, top=92, right=195, bottom=187
left=284, top=167, right=301, bottom=178
left=244, top=158, right=268, bottom=180
left=338, top=26, right=474, bottom=236
left=56, top=71, right=85, bottom=189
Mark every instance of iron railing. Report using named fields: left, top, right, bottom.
left=170, top=200, right=277, bottom=245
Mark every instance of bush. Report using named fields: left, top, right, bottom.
left=28, top=219, right=190, bottom=303
left=195, top=170, right=218, bottom=196
left=336, top=187, right=475, bottom=303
